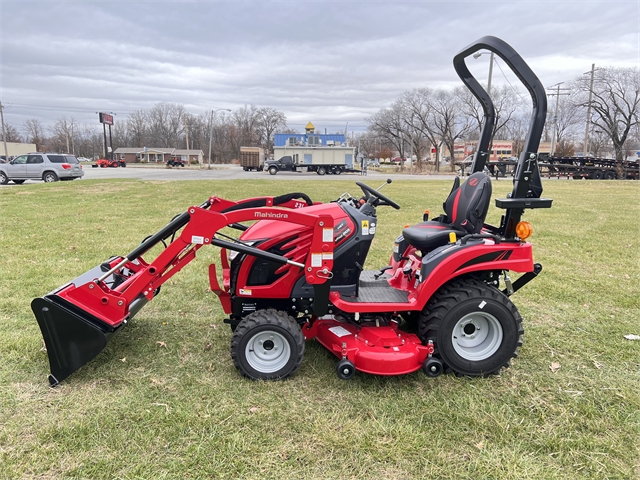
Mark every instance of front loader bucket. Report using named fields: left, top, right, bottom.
left=32, top=295, right=121, bottom=386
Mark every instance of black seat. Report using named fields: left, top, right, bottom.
left=402, top=172, right=492, bottom=252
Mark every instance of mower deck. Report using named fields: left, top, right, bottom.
left=304, top=318, right=432, bottom=377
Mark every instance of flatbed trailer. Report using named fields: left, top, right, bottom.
left=538, top=154, right=640, bottom=180
left=457, top=160, right=517, bottom=178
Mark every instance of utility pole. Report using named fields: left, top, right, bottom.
left=487, top=52, right=494, bottom=96
left=546, top=83, right=571, bottom=156
left=208, top=110, right=214, bottom=170
left=0, top=101, right=9, bottom=160
left=583, top=64, right=596, bottom=156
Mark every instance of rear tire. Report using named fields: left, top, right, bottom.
left=604, top=170, right=615, bottom=180
left=43, top=172, right=58, bottom=182
left=231, top=309, right=305, bottom=380
left=590, top=170, right=603, bottom=180
left=418, top=279, right=523, bottom=377
left=317, top=167, right=326, bottom=175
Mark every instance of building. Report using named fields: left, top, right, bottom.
left=273, top=122, right=346, bottom=148
left=431, top=140, right=517, bottom=163
left=114, top=147, right=204, bottom=164
left=1, top=142, right=37, bottom=158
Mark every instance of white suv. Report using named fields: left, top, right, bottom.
left=0, top=153, right=84, bottom=184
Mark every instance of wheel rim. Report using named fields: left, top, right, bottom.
left=44, top=174, right=55, bottom=182
left=245, top=330, right=291, bottom=373
left=451, top=312, right=503, bottom=361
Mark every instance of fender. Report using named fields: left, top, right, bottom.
left=329, top=240, right=533, bottom=314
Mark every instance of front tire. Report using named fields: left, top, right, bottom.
left=418, top=279, right=523, bottom=377
left=0, top=171, right=8, bottom=185
left=43, top=172, right=58, bottom=182
left=230, top=309, right=305, bottom=380
left=268, top=166, right=278, bottom=175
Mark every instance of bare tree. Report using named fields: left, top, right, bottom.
left=367, top=100, right=410, bottom=171
left=256, top=107, right=287, bottom=153
left=460, top=84, right=521, bottom=145
left=230, top=105, right=260, bottom=155
left=430, top=88, right=473, bottom=171
left=575, top=67, right=640, bottom=161
left=548, top=93, right=581, bottom=148
left=127, top=109, right=148, bottom=147
left=148, top=103, right=186, bottom=148
left=402, top=88, right=443, bottom=171
left=23, top=119, right=46, bottom=151
left=506, top=113, right=529, bottom=158
left=49, top=117, right=77, bottom=153
left=0, top=123, right=22, bottom=143
left=210, top=110, right=234, bottom=163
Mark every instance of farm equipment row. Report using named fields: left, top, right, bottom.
left=32, top=36, right=554, bottom=386
left=538, top=154, right=639, bottom=180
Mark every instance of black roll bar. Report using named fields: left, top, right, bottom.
left=453, top=36, right=547, bottom=179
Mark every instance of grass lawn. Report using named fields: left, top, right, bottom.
left=0, top=178, right=638, bottom=479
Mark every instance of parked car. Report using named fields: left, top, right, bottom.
left=77, top=157, right=92, bottom=162
left=0, top=153, right=84, bottom=184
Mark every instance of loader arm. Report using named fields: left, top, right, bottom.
left=32, top=194, right=333, bottom=386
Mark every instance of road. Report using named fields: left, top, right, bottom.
left=1, top=164, right=461, bottom=186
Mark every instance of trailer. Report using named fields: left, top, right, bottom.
left=457, top=157, right=518, bottom=178
left=267, top=146, right=357, bottom=175
left=239, top=147, right=265, bottom=171
left=538, top=154, right=640, bottom=180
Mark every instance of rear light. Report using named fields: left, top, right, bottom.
left=516, top=221, right=532, bottom=240
left=61, top=164, right=71, bottom=170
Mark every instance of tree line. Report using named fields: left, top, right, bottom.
left=3, top=104, right=289, bottom=163
left=360, top=65, right=639, bottom=170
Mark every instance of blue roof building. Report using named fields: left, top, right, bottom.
left=273, top=122, right=346, bottom=148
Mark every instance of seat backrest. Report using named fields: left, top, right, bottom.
left=443, top=172, right=492, bottom=233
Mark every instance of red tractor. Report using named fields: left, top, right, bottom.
left=93, top=158, right=126, bottom=168
left=32, top=36, right=552, bottom=385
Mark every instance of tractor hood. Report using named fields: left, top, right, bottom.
left=241, top=203, right=350, bottom=242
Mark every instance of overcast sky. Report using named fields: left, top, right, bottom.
left=1, top=0, right=638, bottom=134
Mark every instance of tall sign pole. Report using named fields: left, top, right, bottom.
left=99, top=112, right=114, bottom=159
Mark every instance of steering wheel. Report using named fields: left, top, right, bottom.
left=356, top=180, right=401, bottom=210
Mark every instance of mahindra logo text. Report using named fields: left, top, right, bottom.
left=254, top=212, right=289, bottom=219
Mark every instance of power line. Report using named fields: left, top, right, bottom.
left=493, top=59, right=531, bottom=106
left=6, top=102, right=136, bottom=115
